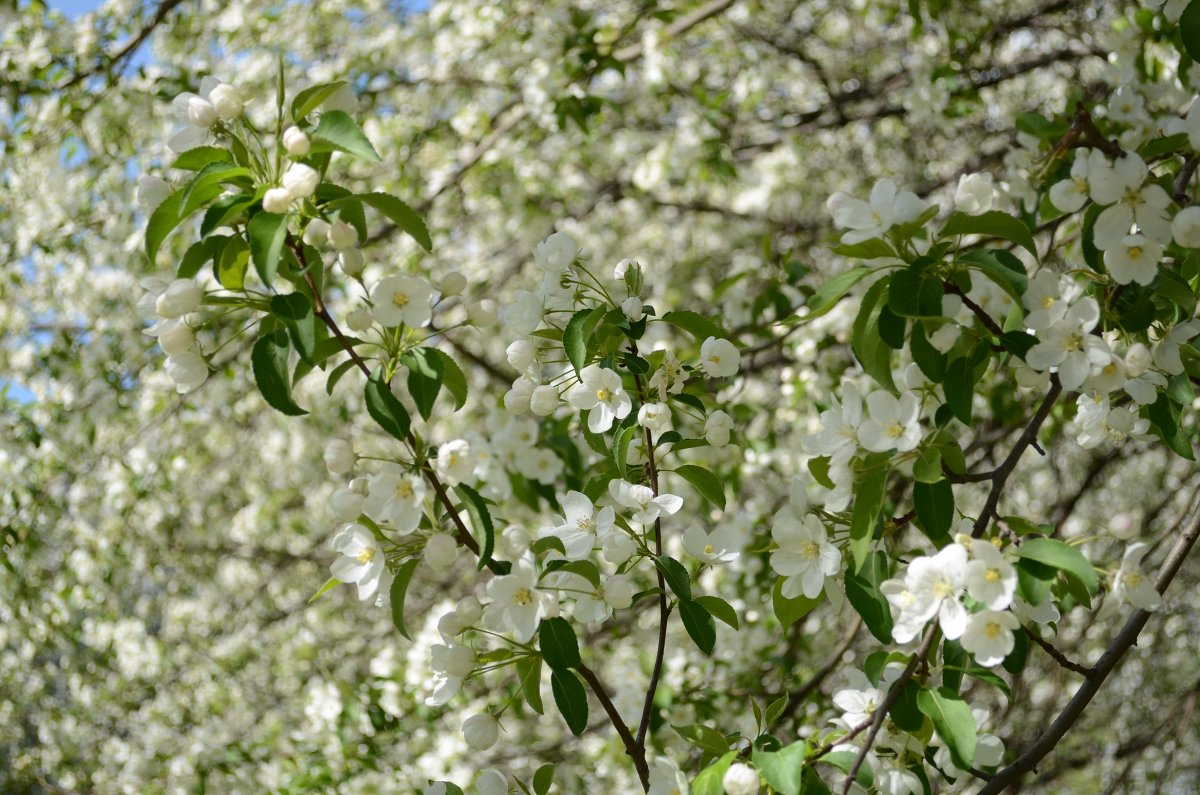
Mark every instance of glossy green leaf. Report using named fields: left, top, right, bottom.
left=772, top=578, right=821, bottom=629
left=917, top=687, right=977, bottom=771
left=353, top=192, right=432, bottom=252
left=170, top=145, right=232, bottom=171
left=845, top=550, right=893, bottom=643
left=550, top=669, right=588, bottom=735
left=388, top=558, right=421, bottom=640
left=269, top=293, right=317, bottom=365
left=679, top=597, right=716, bottom=654
left=538, top=617, right=581, bottom=671
left=851, top=276, right=897, bottom=392
left=516, top=656, right=544, bottom=715
left=673, top=464, right=726, bottom=511
left=309, top=110, right=381, bottom=162
left=248, top=211, right=290, bottom=287
left=434, top=349, right=469, bottom=410
left=401, top=347, right=445, bottom=421
left=251, top=330, right=306, bottom=416
left=660, top=310, right=726, bottom=340
left=752, top=740, right=807, bottom=795
left=797, top=266, right=874, bottom=322
left=913, top=478, right=954, bottom=544
left=691, top=751, right=737, bottom=795
left=849, top=463, right=888, bottom=571
left=693, top=595, right=739, bottom=630
left=654, top=555, right=692, bottom=601
left=364, top=369, right=410, bottom=441
left=942, top=210, right=1038, bottom=259
left=563, top=307, right=593, bottom=376
left=532, top=763, right=555, bottom=795
left=1013, top=537, right=1098, bottom=601
left=454, top=483, right=495, bottom=571
left=291, top=80, right=350, bottom=121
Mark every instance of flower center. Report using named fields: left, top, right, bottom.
left=392, top=291, right=409, bottom=307
left=1041, top=295, right=1056, bottom=309
left=801, top=542, right=818, bottom=560
left=984, top=621, right=1002, bottom=639
left=513, top=587, right=532, bottom=606
left=577, top=516, right=597, bottom=533
left=357, top=547, right=376, bottom=564
left=704, top=544, right=715, bottom=555
left=932, top=579, right=955, bottom=599
left=884, top=421, right=904, bottom=439
left=1064, top=332, right=1083, bottom=352
left=985, top=568, right=1001, bottom=583
left=595, top=388, right=611, bottom=402
left=1127, top=245, right=1143, bottom=260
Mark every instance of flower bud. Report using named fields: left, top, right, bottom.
left=424, top=533, right=458, bottom=570
left=327, top=220, right=357, bottom=250
left=704, top=410, right=733, bottom=447
left=462, top=714, right=500, bottom=751
left=165, top=351, right=207, bottom=393
left=603, top=532, right=636, bottom=564
left=186, top=96, right=218, bottom=128
left=155, top=279, right=203, bottom=319
left=475, top=769, right=508, bottom=795
left=497, top=525, right=530, bottom=557
left=324, top=439, right=355, bottom=475
left=329, top=487, right=364, bottom=522
left=302, top=219, right=331, bottom=247
left=158, top=323, right=194, bottom=356
left=346, top=307, right=373, bottom=332
left=282, top=163, right=320, bottom=199
left=621, top=295, right=645, bottom=322
left=262, top=187, right=293, bottom=214
left=1173, top=205, right=1200, bottom=248
left=1110, top=511, right=1137, bottom=539
left=339, top=248, right=365, bottom=277
left=638, top=402, right=671, bottom=437
left=530, top=385, right=559, bottom=416
left=282, top=125, right=310, bottom=156
left=503, top=376, right=534, bottom=414
left=723, top=763, right=760, bottom=795
left=455, top=597, right=482, bottom=626
left=1125, top=342, right=1152, bottom=377
left=208, top=83, right=244, bottom=120
left=506, top=339, right=536, bottom=371
left=440, top=271, right=467, bottom=296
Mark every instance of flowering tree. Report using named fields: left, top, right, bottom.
left=7, top=0, right=1200, bottom=793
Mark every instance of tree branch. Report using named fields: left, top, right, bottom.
left=578, top=663, right=650, bottom=789
left=57, top=0, right=190, bottom=91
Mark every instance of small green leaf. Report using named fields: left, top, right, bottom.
left=849, top=463, right=888, bottom=571
left=251, top=331, right=307, bottom=416
left=248, top=211, right=290, bottom=287
left=389, top=558, right=421, bottom=640
left=401, top=347, right=445, bottom=422
left=654, top=555, right=692, bottom=601
left=309, top=109, right=382, bottom=162
left=693, top=594, right=739, bottom=630
left=820, top=751, right=874, bottom=788
left=434, top=349, right=469, bottom=410
left=960, top=249, right=1028, bottom=301
left=364, top=369, right=410, bottom=441
left=325, top=358, right=358, bottom=395
left=177, top=236, right=224, bottom=279
left=691, top=751, right=737, bottom=795
left=913, top=479, right=954, bottom=544
left=797, top=267, right=874, bottom=322
left=454, top=483, right=495, bottom=570
left=851, top=277, right=897, bottom=392
left=845, top=550, right=893, bottom=643
left=170, top=146, right=232, bottom=171
left=216, top=235, right=249, bottom=289
left=678, top=598, right=717, bottom=654
left=752, top=740, right=807, bottom=795
left=660, top=310, right=726, bottom=340
left=538, top=617, right=581, bottom=671
left=516, top=656, right=544, bottom=715
left=917, top=686, right=977, bottom=771
left=1013, top=537, right=1098, bottom=602
left=673, top=464, right=726, bottom=511
left=307, top=576, right=340, bottom=604
left=772, top=579, right=820, bottom=628
left=352, top=192, right=432, bottom=252
left=291, top=80, right=350, bottom=121
left=1182, top=0, right=1200, bottom=61
left=563, top=307, right=593, bottom=376
left=942, top=210, right=1038, bottom=260
left=673, top=723, right=731, bottom=756
left=532, top=763, right=555, bottom=795
left=144, top=188, right=186, bottom=264
left=550, top=669, right=588, bottom=735
left=269, top=293, right=317, bottom=365
left=943, top=356, right=976, bottom=424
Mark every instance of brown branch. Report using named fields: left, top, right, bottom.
left=977, top=503, right=1200, bottom=794
left=944, top=282, right=1004, bottom=338
left=841, top=626, right=940, bottom=794
left=1024, top=626, right=1092, bottom=677
left=57, top=0, right=189, bottom=91
left=613, top=0, right=739, bottom=62
left=1174, top=154, right=1199, bottom=206
left=578, top=663, right=650, bottom=789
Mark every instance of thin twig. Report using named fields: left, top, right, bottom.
left=57, top=0, right=189, bottom=90
left=1024, top=626, right=1092, bottom=677
left=578, top=663, right=649, bottom=788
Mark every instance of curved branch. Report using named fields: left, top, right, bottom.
left=57, top=0, right=190, bottom=91
left=977, top=503, right=1200, bottom=794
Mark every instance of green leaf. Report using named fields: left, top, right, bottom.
left=820, top=751, right=874, bottom=788
left=325, top=358, right=358, bottom=395
left=654, top=555, right=692, bottom=601
left=772, top=578, right=821, bottom=628
left=691, top=751, right=737, bottom=795
left=1013, top=537, right=1098, bottom=602
left=563, top=307, right=594, bottom=376
left=269, top=293, right=317, bottom=365
left=388, top=558, right=421, bottom=640
left=538, top=617, right=581, bottom=671
left=351, top=192, right=432, bottom=252
left=178, top=236, right=224, bottom=279
left=942, top=210, right=1038, bottom=260
left=917, top=687, right=977, bottom=771
left=309, top=110, right=381, bottom=162
left=673, top=464, right=726, bottom=511
left=832, top=238, right=896, bottom=259
left=435, top=349, right=469, bottom=410
left=170, top=146, right=232, bottom=171
left=216, top=234, right=249, bottom=289
left=307, top=576, right=340, bottom=604
left=943, top=356, right=975, bottom=424
left=849, top=464, right=888, bottom=571
left=673, top=723, right=731, bottom=756
left=890, top=679, right=924, bottom=731
left=694, top=595, right=739, bottom=630
left=532, top=763, right=555, bottom=795
left=550, top=669, right=588, bottom=735
left=179, top=163, right=252, bottom=219
left=913, top=478, right=954, bottom=544
left=851, top=276, right=897, bottom=392
left=454, top=484, right=495, bottom=571
left=660, top=310, right=726, bottom=340
left=1183, top=0, right=1200, bottom=61
left=401, top=348, right=445, bottom=422
left=1147, top=392, right=1195, bottom=460
left=844, top=550, right=893, bottom=643
left=248, top=212, right=290, bottom=287
left=888, top=265, right=942, bottom=318
left=960, top=249, right=1028, bottom=301
left=364, top=369, right=410, bottom=441
left=516, top=656, right=544, bottom=715
left=679, top=598, right=717, bottom=654
left=912, top=447, right=944, bottom=484
left=291, top=80, right=350, bottom=121
left=798, top=267, right=874, bottom=322
left=543, top=559, right=601, bottom=589
left=752, top=740, right=807, bottom=795
left=251, top=331, right=307, bottom=416
left=144, top=188, right=186, bottom=263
